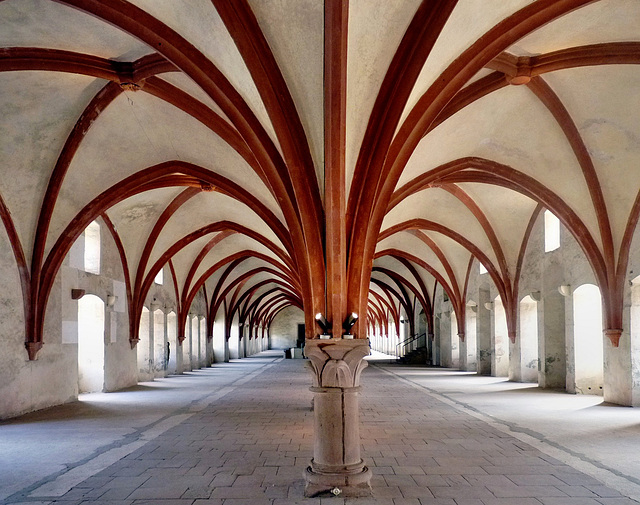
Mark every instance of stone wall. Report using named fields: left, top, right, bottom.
left=269, top=306, right=303, bottom=350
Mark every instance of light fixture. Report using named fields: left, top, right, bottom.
left=315, top=312, right=330, bottom=334
left=484, top=302, right=494, bottom=311
left=106, top=294, right=116, bottom=307
left=529, top=291, right=541, bottom=302
left=343, top=312, right=358, bottom=332
left=558, top=285, right=571, bottom=297
left=466, top=300, right=477, bottom=313
left=150, top=298, right=161, bottom=311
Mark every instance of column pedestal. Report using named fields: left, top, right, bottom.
left=303, top=339, right=372, bottom=497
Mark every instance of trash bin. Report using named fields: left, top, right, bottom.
left=284, top=348, right=291, bottom=359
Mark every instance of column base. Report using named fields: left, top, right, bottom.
left=304, top=460, right=372, bottom=497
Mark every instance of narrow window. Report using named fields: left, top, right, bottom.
left=479, top=263, right=487, bottom=274
left=84, top=221, right=101, bottom=274
left=544, top=210, right=560, bottom=252
left=154, top=267, right=164, bottom=285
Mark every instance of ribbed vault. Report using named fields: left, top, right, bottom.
left=1, top=0, right=639, bottom=359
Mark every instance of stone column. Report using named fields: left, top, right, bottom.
left=303, top=339, right=372, bottom=497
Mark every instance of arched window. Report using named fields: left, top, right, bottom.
left=78, top=295, right=105, bottom=393
left=137, top=307, right=151, bottom=381
left=450, top=311, right=459, bottom=368
left=479, top=262, right=487, bottom=274
left=154, top=267, right=163, bottom=285
left=84, top=221, right=101, bottom=274
left=153, top=309, right=166, bottom=376
left=519, top=295, right=539, bottom=383
left=167, top=311, right=178, bottom=374
left=493, top=296, right=510, bottom=377
left=572, top=284, right=603, bottom=395
left=544, top=210, right=560, bottom=252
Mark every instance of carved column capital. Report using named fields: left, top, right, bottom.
left=304, top=339, right=370, bottom=388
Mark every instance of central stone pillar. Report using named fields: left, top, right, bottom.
left=303, top=339, right=372, bottom=497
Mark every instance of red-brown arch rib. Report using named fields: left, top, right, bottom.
left=346, top=1, right=458, bottom=333
left=369, top=289, right=399, bottom=332
left=0, top=193, right=32, bottom=353
left=372, top=267, right=428, bottom=324
left=216, top=268, right=296, bottom=331
left=230, top=280, right=302, bottom=330
left=527, top=77, right=614, bottom=264
left=26, top=81, right=123, bottom=353
left=107, top=161, right=293, bottom=267
left=181, top=230, right=237, bottom=305
left=613, top=189, right=640, bottom=333
left=350, top=0, right=595, bottom=333
left=324, top=0, right=350, bottom=337
left=374, top=249, right=459, bottom=316
left=372, top=267, right=428, bottom=336
left=186, top=252, right=299, bottom=324
left=134, top=188, right=201, bottom=298
left=217, top=273, right=298, bottom=342
left=206, top=258, right=246, bottom=336
left=135, top=227, right=291, bottom=342
left=213, top=0, right=324, bottom=256
left=391, top=255, right=434, bottom=331
left=512, top=204, right=544, bottom=321
left=347, top=0, right=458, bottom=233
left=490, top=42, right=640, bottom=78
left=406, top=230, right=463, bottom=313
left=379, top=221, right=511, bottom=318
left=58, top=0, right=317, bottom=334
left=436, top=183, right=510, bottom=281
left=101, top=212, right=133, bottom=324
left=428, top=71, right=508, bottom=137
left=0, top=48, right=285, bottom=202
left=243, top=286, right=302, bottom=333
left=0, top=47, right=176, bottom=81
left=389, top=158, right=607, bottom=287
left=370, top=278, right=411, bottom=324
left=260, top=294, right=299, bottom=327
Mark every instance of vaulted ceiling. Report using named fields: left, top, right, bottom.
left=1, top=0, right=639, bottom=357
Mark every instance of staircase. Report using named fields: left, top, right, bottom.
left=398, top=345, right=428, bottom=364
left=396, top=333, right=429, bottom=364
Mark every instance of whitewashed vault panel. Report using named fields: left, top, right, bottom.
left=249, top=0, right=325, bottom=187
left=0, top=0, right=152, bottom=60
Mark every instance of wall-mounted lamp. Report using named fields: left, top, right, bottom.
left=106, top=294, right=116, bottom=307
left=71, top=289, right=85, bottom=300
left=150, top=298, right=161, bottom=311
left=529, top=291, right=541, bottom=302
left=315, top=312, right=330, bottom=334
left=558, top=284, right=571, bottom=297
left=466, top=300, right=477, bottom=313
left=343, top=312, right=358, bottom=332
left=484, top=302, right=494, bottom=311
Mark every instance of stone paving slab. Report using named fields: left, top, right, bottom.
left=2, top=354, right=639, bottom=505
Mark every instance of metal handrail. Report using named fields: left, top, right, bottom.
left=395, top=332, right=426, bottom=360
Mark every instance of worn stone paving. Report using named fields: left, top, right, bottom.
left=3, top=355, right=638, bottom=505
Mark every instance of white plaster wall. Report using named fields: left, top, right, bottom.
left=212, top=306, right=228, bottom=363
left=269, top=306, right=303, bottom=350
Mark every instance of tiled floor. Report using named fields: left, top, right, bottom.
left=1, top=351, right=639, bottom=505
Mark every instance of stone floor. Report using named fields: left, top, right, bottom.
left=1, top=350, right=640, bottom=505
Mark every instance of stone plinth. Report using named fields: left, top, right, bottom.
left=303, top=338, right=372, bottom=497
